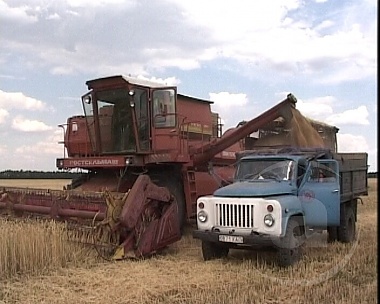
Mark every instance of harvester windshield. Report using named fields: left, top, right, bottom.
left=82, top=87, right=150, bottom=153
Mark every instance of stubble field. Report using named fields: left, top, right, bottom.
left=0, top=178, right=377, bottom=304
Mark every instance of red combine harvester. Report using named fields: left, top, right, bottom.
left=0, top=75, right=338, bottom=259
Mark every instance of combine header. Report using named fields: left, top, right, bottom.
left=0, top=75, right=338, bottom=259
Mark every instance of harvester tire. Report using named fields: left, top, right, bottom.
left=201, top=241, right=229, bottom=261
left=338, top=206, right=356, bottom=243
left=277, top=217, right=303, bottom=267
left=149, top=174, right=186, bottom=231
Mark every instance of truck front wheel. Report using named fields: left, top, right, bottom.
left=201, top=241, right=229, bottom=261
left=338, top=206, right=356, bottom=243
left=277, top=217, right=304, bottom=267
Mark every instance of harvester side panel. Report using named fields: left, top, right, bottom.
left=135, top=201, right=181, bottom=256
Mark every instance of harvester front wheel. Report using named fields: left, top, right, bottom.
left=149, top=174, right=186, bottom=230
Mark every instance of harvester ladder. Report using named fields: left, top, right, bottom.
left=184, top=169, right=198, bottom=217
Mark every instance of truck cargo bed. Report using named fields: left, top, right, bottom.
left=333, top=152, right=368, bottom=202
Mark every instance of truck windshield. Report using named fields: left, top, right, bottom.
left=236, top=159, right=295, bottom=181
left=82, top=88, right=148, bottom=153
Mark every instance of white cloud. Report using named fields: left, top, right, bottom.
left=136, top=75, right=180, bottom=86
left=0, top=109, right=9, bottom=124
left=15, top=130, right=63, bottom=155
left=296, top=96, right=335, bottom=120
left=209, top=92, right=248, bottom=108
left=0, top=144, right=6, bottom=155
left=0, top=0, right=38, bottom=23
left=0, top=0, right=375, bottom=84
left=314, top=20, right=334, bottom=31
left=325, top=105, right=369, bottom=126
left=292, top=97, right=370, bottom=127
left=66, top=0, right=134, bottom=8
left=50, top=65, right=75, bottom=75
left=337, top=133, right=369, bottom=153
left=169, top=0, right=301, bottom=39
left=12, top=116, right=53, bottom=132
left=46, top=13, right=60, bottom=20
left=209, top=92, right=253, bottom=129
left=0, top=90, right=47, bottom=111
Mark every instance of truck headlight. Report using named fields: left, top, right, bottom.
left=198, top=210, right=208, bottom=223
left=264, top=214, right=275, bottom=227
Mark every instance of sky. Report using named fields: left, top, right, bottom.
left=0, top=0, right=377, bottom=172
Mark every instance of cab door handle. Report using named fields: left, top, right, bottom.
left=332, top=189, right=339, bottom=193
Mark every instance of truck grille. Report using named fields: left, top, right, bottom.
left=215, top=203, right=254, bottom=228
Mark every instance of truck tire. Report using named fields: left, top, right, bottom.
left=277, top=217, right=303, bottom=267
left=327, top=226, right=338, bottom=243
left=338, top=206, right=355, bottom=243
left=201, top=241, right=229, bottom=261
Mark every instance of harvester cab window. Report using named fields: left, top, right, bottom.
left=94, top=88, right=136, bottom=153
left=153, top=89, right=176, bottom=128
left=82, top=93, right=96, bottom=152
left=131, top=88, right=149, bottom=151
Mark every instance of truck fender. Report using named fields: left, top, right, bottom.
left=281, top=213, right=306, bottom=238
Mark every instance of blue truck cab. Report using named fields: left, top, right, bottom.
left=193, top=148, right=368, bottom=267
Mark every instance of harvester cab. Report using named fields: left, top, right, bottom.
left=81, top=77, right=175, bottom=154
left=58, top=76, right=181, bottom=170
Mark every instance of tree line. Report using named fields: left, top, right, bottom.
left=0, top=170, right=82, bottom=179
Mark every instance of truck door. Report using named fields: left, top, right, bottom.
left=299, top=159, right=340, bottom=227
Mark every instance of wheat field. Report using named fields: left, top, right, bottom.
left=0, top=179, right=377, bottom=304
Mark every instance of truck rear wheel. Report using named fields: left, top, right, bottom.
left=277, top=217, right=304, bottom=267
left=327, top=226, right=338, bottom=243
left=201, top=241, right=229, bottom=261
left=338, top=206, right=356, bottom=243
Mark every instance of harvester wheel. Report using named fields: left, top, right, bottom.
left=149, top=174, right=186, bottom=231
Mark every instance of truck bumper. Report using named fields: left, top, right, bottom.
left=192, top=230, right=278, bottom=247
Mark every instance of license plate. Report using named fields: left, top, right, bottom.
left=218, top=235, right=244, bottom=244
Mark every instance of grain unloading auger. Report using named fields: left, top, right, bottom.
left=0, top=75, right=337, bottom=260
